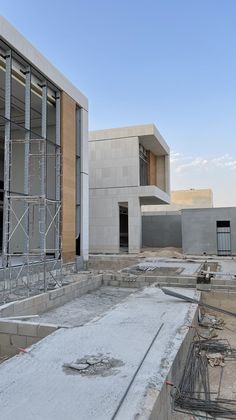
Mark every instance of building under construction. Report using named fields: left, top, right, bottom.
left=0, top=16, right=88, bottom=294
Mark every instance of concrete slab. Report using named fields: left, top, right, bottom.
left=27, top=286, right=136, bottom=327
left=123, top=257, right=202, bottom=276
left=0, top=286, right=198, bottom=420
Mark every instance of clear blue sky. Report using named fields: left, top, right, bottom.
left=1, top=0, right=236, bottom=206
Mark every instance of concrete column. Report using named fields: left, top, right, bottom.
left=80, top=108, right=89, bottom=262
left=128, top=197, right=142, bottom=253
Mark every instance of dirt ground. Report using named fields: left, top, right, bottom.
left=141, top=246, right=184, bottom=258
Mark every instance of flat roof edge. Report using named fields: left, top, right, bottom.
left=89, top=124, right=169, bottom=153
left=182, top=207, right=236, bottom=212
left=0, top=16, right=88, bottom=110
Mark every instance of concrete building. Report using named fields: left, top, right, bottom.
left=182, top=207, right=236, bottom=256
left=142, top=188, right=213, bottom=249
left=143, top=188, right=213, bottom=213
left=143, top=207, right=236, bottom=256
left=0, top=16, right=89, bottom=286
left=89, top=124, right=170, bottom=253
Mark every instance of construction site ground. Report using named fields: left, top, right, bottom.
left=0, top=286, right=198, bottom=420
left=0, top=250, right=236, bottom=419
left=27, top=286, right=136, bottom=327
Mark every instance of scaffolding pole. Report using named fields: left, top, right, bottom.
left=2, top=50, right=12, bottom=270
left=1, top=50, right=62, bottom=299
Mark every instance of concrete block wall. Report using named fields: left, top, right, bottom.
left=0, top=274, right=103, bottom=318
left=0, top=274, right=103, bottom=356
left=182, top=207, right=236, bottom=255
left=88, top=255, right=140, bottom=270
left=102, top=273, right=197, bottom=288
left=201, top=290, right=236, bottom=312
left=0, top=261, right=76, bottom=291
left=150, top=302, right=199, bottom=419
left=0, top=319, right=58, bottom=357
left=142, top=213, right=182, bottom=248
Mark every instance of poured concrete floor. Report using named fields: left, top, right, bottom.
left=0, top=286, right=198, bottom=420
left=28, top=286, right=136, bottom=327
left=123, top=258, right=202, bottom=276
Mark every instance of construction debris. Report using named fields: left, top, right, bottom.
left=63, top=355, right=124, bottom=377
left=207, top=352, right=225, bottom=367
left=199, top=312, right=225, bottom=329
left=173, top=338, right=236, bottom=418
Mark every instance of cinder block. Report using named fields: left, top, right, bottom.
left=110, top=280, right=119, bottom=287
left=137, top=281, right=146, bottom=287
left=103, top=274, right=112, bottom=282
left=26, top=336, right=40, bottom=347
left=119, top=282, right=131, bottom=288
left=179, top=278, right=196, bottom=285
left=10, top=334, right=27, bottom=348
left=0, top=345, right=16, bottom=357
left=0, top=333, right=11, bottom=346
left=0, top=321, right=18, bottom=334
left=49, top=288, right=65, bottom=301
left=17, top=322, right=38, bottom=337
left=37, top=324, right=57, bottom=338
left=103, top=279, right=110, bottom=286
left=0, top=306, right=14, bottom=317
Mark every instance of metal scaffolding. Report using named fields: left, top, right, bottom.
left=1, top=48, right=62, bottom=299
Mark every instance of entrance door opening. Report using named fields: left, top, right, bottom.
left=119, top=205, right=128, bottom=252
left=216, top=220, right=231, bottom=256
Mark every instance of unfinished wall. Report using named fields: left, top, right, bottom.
left=182, top=207, right=236, bottom=255
left=142, top=213, right=182, bottom=248
left=0, top=320, right=58, bottom=357
left=61, top=92, right=76, bottom=262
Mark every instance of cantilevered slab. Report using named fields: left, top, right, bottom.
left=89, top=123, right=169, bottom=156
left=0, top=286, right=198, bottom=420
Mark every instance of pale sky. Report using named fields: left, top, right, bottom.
left=1, top=0, right=235, bottom=207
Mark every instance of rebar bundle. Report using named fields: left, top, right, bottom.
left=174, top=339, right=236, bottom=419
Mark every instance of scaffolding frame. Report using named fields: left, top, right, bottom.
left=1, top=49, right=62, bottom=298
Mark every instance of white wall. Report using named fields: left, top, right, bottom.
left=89, top=137, right=139, bottom=189
left=89, top=187, right=142, bottom=254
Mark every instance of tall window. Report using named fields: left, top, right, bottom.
left=139, top=144, right=148, bottom=186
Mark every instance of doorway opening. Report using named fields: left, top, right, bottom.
left=119, top=204, right=128, bottom=252
left=216, top=220, right=231, bottom=256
